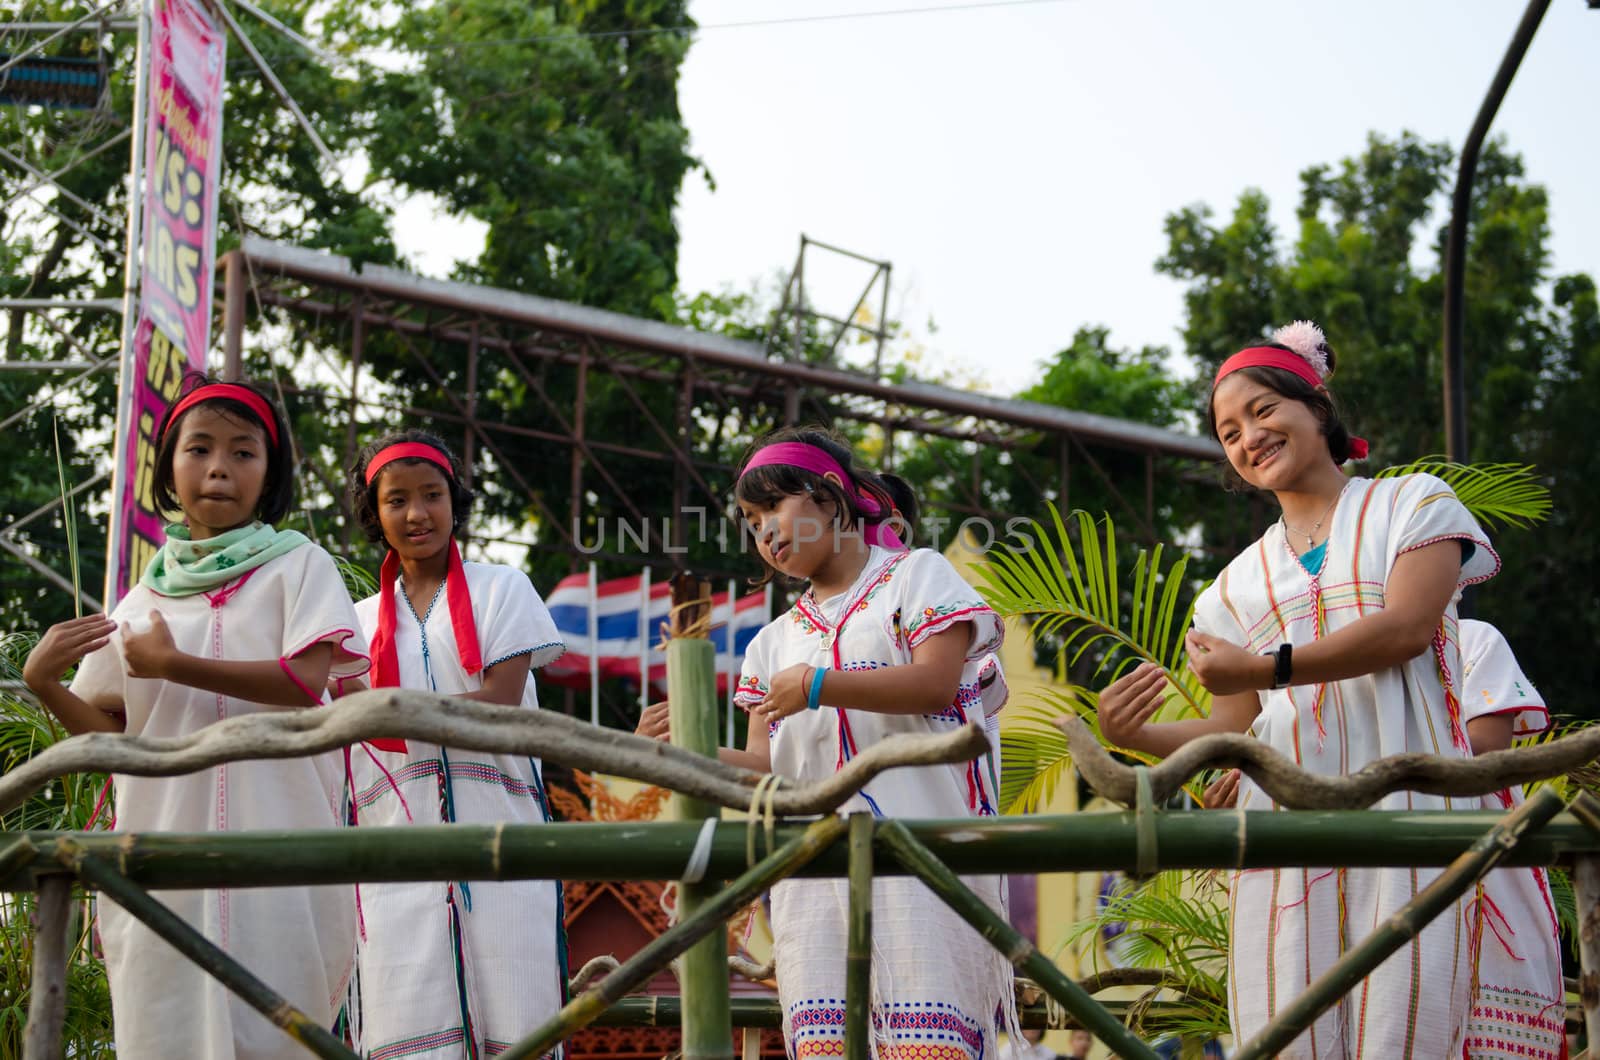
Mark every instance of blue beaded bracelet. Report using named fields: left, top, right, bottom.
left=806, top=665, right=827, bottom=711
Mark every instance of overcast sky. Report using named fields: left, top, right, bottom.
left=663, top=0, right=1599, bottom=395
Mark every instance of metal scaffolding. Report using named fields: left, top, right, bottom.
left=223, top=236, right=1224, bottom=575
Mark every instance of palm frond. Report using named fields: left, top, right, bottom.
left=331, top=552, right=379, bottom=601
left=1054, top=869, right=1232, bottom=1043
left=1376, top=458, right=1551, bottom=530
left=973, top=506, right=1208, bottom=714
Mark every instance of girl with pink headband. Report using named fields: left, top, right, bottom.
left=24, top=372, right=367, bottom=1058
left=639, top=426, right=1017, bottom=1060
left=343, top=429, right=567, bottom=1060
left=1093, top=321, right=1501, bottom=1056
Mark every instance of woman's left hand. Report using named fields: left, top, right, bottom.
left=1184, top=630, right=1272, bottom=696
left=122, top=611, right=180, bottom=679
left=755, top=664, right=813, bottom=723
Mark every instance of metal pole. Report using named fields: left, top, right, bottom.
left=204, top=0, right=338, bottom=171
left=1441, top=0, right=1551, bottom=464
left=639, top=566, right=652, bottom=713
left=588, top=561, right=600, bottom=727
left=103, top=0, right=151, bottom=608
left=725, top=577, right=737, bottom=747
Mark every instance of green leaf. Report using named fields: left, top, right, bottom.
left=1375, top=458, right=1551, bottom=530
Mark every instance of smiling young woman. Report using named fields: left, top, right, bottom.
left=1095, top=320, right=1505, bottom=1057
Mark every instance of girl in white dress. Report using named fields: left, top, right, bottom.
left=639, top=427, right=1014, bottom=1060
left=23, top=375, right=366, bottom=1060
left=345, top=430, right=568, bottom=1060
left=1096, top=321, right=1496, bottom=1058
left=1456, top=620, right=1565, bottom=1060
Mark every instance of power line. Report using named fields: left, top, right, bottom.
left=355, top=0, right=1082, bottom=55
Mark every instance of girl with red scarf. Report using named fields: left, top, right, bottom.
left=344, top=430, right=567, bottom=1060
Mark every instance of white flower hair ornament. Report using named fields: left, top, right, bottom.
left=1272, top=320, right=1331, bottom=379
left=1267, top=321, right=1331, bottom=379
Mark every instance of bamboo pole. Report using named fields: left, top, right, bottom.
left=589, top=996, right=1187, bottom=1030
left=875, top=821, right=1158, bottom=1060
left=1577, top=855, right=1600, bottom=1051
left=1232, top=785, right=1568, bottom=1060
left=62, top=846, right=360, bottom=1060
left=498, top=815, right=848, bottom=1060
left=667, top=574, right=734, bottom=1060
left=846, top=813, right=873, bottom=1060
left=21, top=875, right=71, bottom=1060
left=13, top=810, right=1598, bottom=894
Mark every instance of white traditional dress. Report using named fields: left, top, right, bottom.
left=1457, top=620, right=1565, bottom=1060
left=734, top=546, right=1013, bottom=1060
left=349, top=561, right=568, bottom=1060
left=70, top=542, right=367, bottom=1060
left=1193, top=473, right=1499, bottom=1058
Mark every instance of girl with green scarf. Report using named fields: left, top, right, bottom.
left=23, top=375, right=368, bottom=1060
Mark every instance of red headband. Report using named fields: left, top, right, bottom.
left=739, top=442, right=907, bottom=550
left=1214, top=347, right=1323, bottom=390
left=167, top=384, right=279, bottom=446
left=365, top=442, right=454, bottom=485
left=1214, top=346, right=1369, bottom=461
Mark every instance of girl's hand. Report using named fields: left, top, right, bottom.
left=1185, top=631, right=1273, bottom=696
left=636, top=699, right=671, bottom=741
left=1203, top=768, right=1241, bottom=809
left=1096, top=663, right=1170, bottom=749
left=122, top=611, right=181, bottom=680
left=755, top=664, right=813, bottom=723
left=22, top=614, right=117, bottom=691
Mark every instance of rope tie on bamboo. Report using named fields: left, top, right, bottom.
left=1134, top=765, right=1158, bottom=879
left=746, top=773, right=783, bottom=867
left=682, top=817, right=718, bottom=884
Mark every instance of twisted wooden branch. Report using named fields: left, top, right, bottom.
left=0, top=689, right=990, bottom=818
left=1057, top=714, right=1600, bottom=810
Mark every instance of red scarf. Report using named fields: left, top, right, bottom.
left=366, top=538, right=481, bottom=752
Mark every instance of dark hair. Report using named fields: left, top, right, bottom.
left=1205, top=342, right=1355, bottom=489
left=348, top=430, right=475, bottom=548
left=734, top=426, right=914, bottom=583
left=153, top=372, right=295, bottom=524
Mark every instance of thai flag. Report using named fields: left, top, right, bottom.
left=542, top=568, right=771, bottom=696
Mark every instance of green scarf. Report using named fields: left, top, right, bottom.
left=140, top=521, right=309, bottom=597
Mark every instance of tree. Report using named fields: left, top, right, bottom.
left=1, top=0, right=701, bottom=634
left=1157, top=131, right=1599, bottom=718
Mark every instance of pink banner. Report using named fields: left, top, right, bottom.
left=109, top=0, right=225, bottom=601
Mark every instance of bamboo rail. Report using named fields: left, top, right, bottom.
left=7, top=810, right=1597, bottom=894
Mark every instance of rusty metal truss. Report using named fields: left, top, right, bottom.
left=224, top=237, right=1224, bottom=578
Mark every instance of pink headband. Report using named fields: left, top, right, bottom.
left=740, top=442, right=908, bottom=551
left=1214, top=346, right=1369, bottom=462
left=167, top=384, right=279, bottom=446
left=365, top=442, right=454, bottom=485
